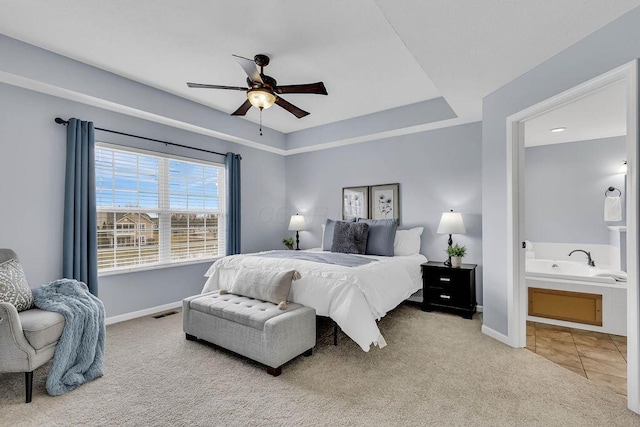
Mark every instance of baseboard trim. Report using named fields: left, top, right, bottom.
left=105, top=301, right=182, bottom=326
left=481, top=324, right=511, bottom=346
left=476, top=305, right=483, bottom=312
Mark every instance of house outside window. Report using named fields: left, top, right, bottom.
left=95, top=144, right=225, bottom=273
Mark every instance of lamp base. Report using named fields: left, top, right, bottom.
left=295, top=231, right=300, bottom=251
left=443, top=234, right=453, bottom=266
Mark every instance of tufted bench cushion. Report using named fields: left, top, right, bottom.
left=189, top=292, right=304, bottom=330
left=183, top=290, right=316, bottom=376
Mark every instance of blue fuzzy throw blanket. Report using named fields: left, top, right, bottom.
left=32, top=279, right=105, bottom=396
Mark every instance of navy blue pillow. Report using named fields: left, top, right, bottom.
left=322, top=218, right=356, bottom=251
left=357, top=218, right=397, bottom=256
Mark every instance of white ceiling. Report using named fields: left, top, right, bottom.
left=1, top=0, right=640, bottom=134
left=524, top=81, right=627, bottom=147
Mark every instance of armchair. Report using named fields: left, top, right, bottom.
left=0, top=249, right=65, bottom=403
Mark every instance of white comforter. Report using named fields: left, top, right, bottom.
left=202, top=250, right=427, bottom=351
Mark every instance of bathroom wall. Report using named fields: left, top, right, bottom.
left=524, top=136, right=626, bottom=245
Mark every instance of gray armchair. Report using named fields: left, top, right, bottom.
left=0, top=249, right=65, bottom=403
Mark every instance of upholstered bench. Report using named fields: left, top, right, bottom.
left=182, top=291, right=316, bottom=376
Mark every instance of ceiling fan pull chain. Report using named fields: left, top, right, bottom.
left=259, top=107, right=263, bottom=136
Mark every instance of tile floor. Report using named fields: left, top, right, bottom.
left=526, top=321, right=627, bottom=395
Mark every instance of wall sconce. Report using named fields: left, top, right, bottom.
left=619, top=160, right=628, bottom=175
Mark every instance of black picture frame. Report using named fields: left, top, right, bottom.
left=342, top=186, right=369, bottom=220
left=369, top=183, right=400, bottom=224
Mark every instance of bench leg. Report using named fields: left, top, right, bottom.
left=185, top=333, right=197, bottom=341
left=25, top=371, right=33, bottom=403
left=303, top=348, right=313, bottom=357
left=267, top=366, right=282, bottom=377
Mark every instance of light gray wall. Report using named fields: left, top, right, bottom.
left=286, top=97, right=457, bottom=149
left=525, top=137, right=626, bottom=244
left=285, top=122, right=484, bottom=303
left=482, top=7, right=640, bottom=335
left=0, top=82, right=286, bottom=317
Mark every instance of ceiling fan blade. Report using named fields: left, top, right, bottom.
left=275, top=97, right=309, bottom=118
left=231, top=99, right=252, bottom=116
left=187, top=82, right=248, bottom=91
left=232, top=54, right=263, bottom=84
left=275, top=82, right=328, bottom=95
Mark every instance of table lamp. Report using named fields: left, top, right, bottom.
left=288, top=214, right=306, bottom=250
left=437, top=210, right=466, bottom=266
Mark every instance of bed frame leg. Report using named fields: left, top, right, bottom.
left=267, top=366, right=282, bottom=377
left=185, top=333, right=197, bottom=341
left=333, top=322, right=339, bottom=346
left=303, top=348, right=313, bottom=357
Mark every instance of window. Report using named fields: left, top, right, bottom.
left=95, top=144, right=225, bottom=272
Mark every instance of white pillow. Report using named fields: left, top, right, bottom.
left=394, top=227, right=424, bottom=256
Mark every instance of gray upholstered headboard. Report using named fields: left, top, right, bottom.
left=0, top=249, right=18, bottom=264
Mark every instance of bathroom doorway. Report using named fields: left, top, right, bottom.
left=506, top=61, right=639, bottom=411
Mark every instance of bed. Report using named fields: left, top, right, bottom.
left=202, top=249, right=427, bottom=352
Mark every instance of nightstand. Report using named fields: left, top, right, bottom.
left=422, top=261, right=477, bottom=319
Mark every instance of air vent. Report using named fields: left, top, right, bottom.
left=152, top=310, right=178, bottom=319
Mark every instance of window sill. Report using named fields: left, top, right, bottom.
left=98, top=257, right=223, bottom=277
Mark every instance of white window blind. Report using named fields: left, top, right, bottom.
left=95, top=144, right=225, bottom=272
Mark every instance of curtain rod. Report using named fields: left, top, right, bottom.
left=54, top=117, right=232, bottom=158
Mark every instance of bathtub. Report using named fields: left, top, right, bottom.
left=526, top=259, right=627, bottom=335
left=526, top=259, right=625, bottom=285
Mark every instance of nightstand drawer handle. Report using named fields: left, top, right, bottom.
left=439, top=294, right=451, bottom=300
left=439, top=277, right=451, bottom=282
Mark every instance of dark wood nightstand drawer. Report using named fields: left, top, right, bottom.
left=425, top=288, right=469, bottom=306
left=424, top=268, right=471, bottom=288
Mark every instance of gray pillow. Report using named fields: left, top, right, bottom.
left=357, top=218, right=398, bottom=256
left=322, top=218, right=356, bottom=251
left=0, top=258, right=34, bottom=312
left=331, top=222, right=369, bottom=255
left=229, top=268, right=299, bottom=308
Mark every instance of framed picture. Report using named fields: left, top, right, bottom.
left=342, top=186, right=369, bottom=220
left=370, top=183, right=400, bottom=223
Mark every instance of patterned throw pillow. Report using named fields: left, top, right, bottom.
left=0, top=258, right=34, bottom=312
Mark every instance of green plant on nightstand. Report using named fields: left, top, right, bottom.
left=282, top=237, right=295, bottom=250
left=447, top=243, right=467, bottom=267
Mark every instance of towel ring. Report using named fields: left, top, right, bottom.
left=605, top=186, right=621, bottom=197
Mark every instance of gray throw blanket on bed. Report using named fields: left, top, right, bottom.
left=250, top=250, right=378, bottom=267
left=32, top=279, right=105, bottom=396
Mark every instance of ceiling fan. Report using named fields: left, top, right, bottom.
left=187, top=54, right=328, bottom=119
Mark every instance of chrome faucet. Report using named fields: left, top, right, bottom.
left=568, top=249, right=595, bottom=267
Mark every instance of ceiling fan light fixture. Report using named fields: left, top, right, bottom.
left=247, top=88, right=276, bottom=109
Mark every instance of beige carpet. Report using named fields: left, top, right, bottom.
left=1, top=304, right=638, bottom=426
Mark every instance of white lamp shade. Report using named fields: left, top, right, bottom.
left=437, top=211, right=466, bottom=234
left=288, top=214, right=306, bottom=231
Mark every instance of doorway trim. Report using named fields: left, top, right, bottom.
left=505, top=60, right=639, bottom=412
